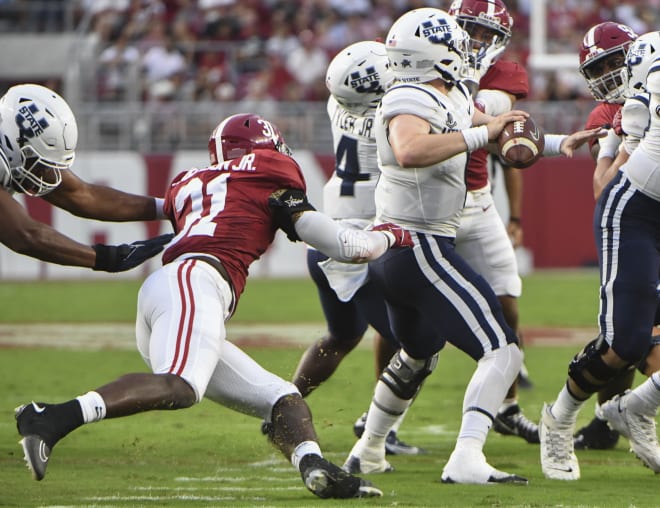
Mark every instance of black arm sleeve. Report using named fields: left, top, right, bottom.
left=268, top=189, right=316, bottom=241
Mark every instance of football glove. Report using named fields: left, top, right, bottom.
left=372, top=223, right=413, bottom=249
left=93, top=233, right=173, bottom=272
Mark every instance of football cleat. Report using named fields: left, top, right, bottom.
left=601, top=392, right=660, bottom=473
left=342, top=454, right=394, bottom=475
left=573, top=416, right=620, bottom=450
left=353, top=412, right=426, bottom=455
left=15, top=402, right=58, bottom=481
left=299, top=454, right=382, bottom=498
left=440, top=447, right=528, bottom=485
left=539, top=403, right=580, bottom=480
left=493, top=404, right=540, bottom=444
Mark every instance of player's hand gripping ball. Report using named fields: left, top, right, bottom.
left=497, top=116, right=545, bottom=169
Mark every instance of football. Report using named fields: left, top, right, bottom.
left=497, top=116, right=545, bottom=169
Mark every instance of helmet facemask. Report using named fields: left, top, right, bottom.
left=580, top=49, right=628, bottom=103
left=11, top=143, right=69, bottom=196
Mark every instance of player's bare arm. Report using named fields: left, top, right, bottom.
left=44, top=170, right=160, bottom=221
left=0, top=187, right=95, bottom=266
left=559, top=127, right=607, bottom=157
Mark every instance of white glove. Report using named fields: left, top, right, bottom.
left=597, top=128, right=621, bottom=160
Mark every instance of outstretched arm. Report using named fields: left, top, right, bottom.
left=0, top=187, right=170, bottom=271
left=44, top=170, right=162, bottom=222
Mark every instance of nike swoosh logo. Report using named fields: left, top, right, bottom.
left=549, top=466, right=573, bottom=473
left=31, top=402, right=46, bottom=413
left=482, top=204, right=492, bottom=212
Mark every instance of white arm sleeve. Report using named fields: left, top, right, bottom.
left=621, top=97, right=650, bottom=155
left=294, top=211, right=390, bottom=263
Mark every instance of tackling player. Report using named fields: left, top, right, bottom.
left=14, top=112, right=415, bottom=499
left=449, top=0, right=538, bottom=444
left=0, top=84, right=170, bottom=272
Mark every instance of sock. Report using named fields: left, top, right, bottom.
left=550, top=385, right=585, bottom=426
left=626, top=372, right=660, bottom=415
left=498, top=398, right=518, bottom=413
left=390, top=409, right=408, bottom=434
left=456, top=410, right=491, bottom=446
left=76, top=391, right=107, bottom=423
left=291, top=441, right=322, bottom=471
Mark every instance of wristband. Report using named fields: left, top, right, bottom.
left=154, top=197, right=167, bottom=219
left=543, top=134, right=567, bottom=156
left=462, top=125, right=489, bottom=151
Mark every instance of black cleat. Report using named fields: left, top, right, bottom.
left=574, top=416, right=620, bottom=450
left=15, top=402, right=58, bottom=481
left=353, top=412, right=426, bottom=455
left=300, top=454, right=382, bottom=499
left=493, top=404, right=540, bottom=444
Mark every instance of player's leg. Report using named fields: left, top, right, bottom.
left=455, top=200, right=537, bottom=444
left=15, top=259, right=225, bottom=481
left=291, top=249, right=369, bottom=397
left=203, top=339, right=381, bottom=498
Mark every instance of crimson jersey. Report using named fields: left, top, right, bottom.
left=585, top=102, right=621, bottom=151
left=466, top=59, right=529, bottom=190
left=161, top=149, right=306, bottom=300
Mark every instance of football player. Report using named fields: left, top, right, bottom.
left=449, top=0, right=538, bottom=444
left=290, top=40, right=425, bottom=456
left=341, top=7, right=602, bottom=485
left=14, top=112, right=416, bottom=498
left=572, top=21, right=639, bottom=451
left=0, top=84, right=171, bottom=272
left=540, top=32, right=660, bottom=480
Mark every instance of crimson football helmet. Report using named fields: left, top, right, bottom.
left=579, top=22, right=638, bottom=103
left=448, top=0, right=512, bottom=68
left=208, top=113, right=292, bottom=165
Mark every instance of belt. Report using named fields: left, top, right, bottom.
left=188, top=255, right=236, bottom=316
left=188, top=255, right=232, bottom=288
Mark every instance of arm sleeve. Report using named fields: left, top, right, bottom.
left=293, top=210, right=389, bottom=262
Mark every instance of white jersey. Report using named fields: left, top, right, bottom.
left=623, top=91, right=660, bottom=200
left=375, top=82, right=473, bottom=237
left=0, top=150, right=12, bottom=191
left=323, top=96, right=380, bottom=220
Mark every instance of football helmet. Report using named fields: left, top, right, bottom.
left=623, top=31, right=660, bottom=97
left=0, top=84, right=77, bottom=196
left=646, top=55, right=660, bottom=94
left=208, top=113, right=292, bottom=165
left=579, top=22, right=638, bottom=103
left=448, top=0, right=512, bottom=68
left=385, top=8, right=473, bottom=85
left=325, top=41, right=394, bottom=115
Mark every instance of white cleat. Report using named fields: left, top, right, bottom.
left=539, top=403, right=580, bottom=480
left=601, top=392, right=660, bottom=473
left=342, top=439, right=393, bottom=474
left=440, top=447, right=528, bottom=485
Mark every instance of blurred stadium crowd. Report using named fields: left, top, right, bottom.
left=1, top=0, right=658, bottom=103
left=0, top=0, right=657, bottom=152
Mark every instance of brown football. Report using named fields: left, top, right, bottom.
left=497, top=116, right=545, bottom=169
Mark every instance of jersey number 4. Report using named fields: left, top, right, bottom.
left=335, top=135, right=370, bottom=196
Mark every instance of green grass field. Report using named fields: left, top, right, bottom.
left=4, top=271, right=657, bottom=507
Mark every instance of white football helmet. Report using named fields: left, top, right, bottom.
left=385, top=8, right=474, bottom=85
left=325, top=41, right=394, bottom=115
left=646, top=55, right=660, bottom=94
left=622, top=31, right=660, bottom=97
left=0, top=84, right=77, bottom=196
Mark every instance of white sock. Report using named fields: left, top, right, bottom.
left=456, top=409, right=491, bottom=446
left=626, top=372, right=660, bottom=415
left=291, top=441, right=322, bottom=470
left=75, top=391, right=106, bottom=424
left=550, top=385, right=585, bottom=426
left=390, top=409, right=408, bottom=434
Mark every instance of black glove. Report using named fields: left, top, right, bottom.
left=93, top=233, right=173, bottom=272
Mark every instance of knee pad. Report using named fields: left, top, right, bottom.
left=637, top=335, right=660, bottom=375
left=379, top=351, right=438, bottom=400
left=568, top=335, right=625, bottom=394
